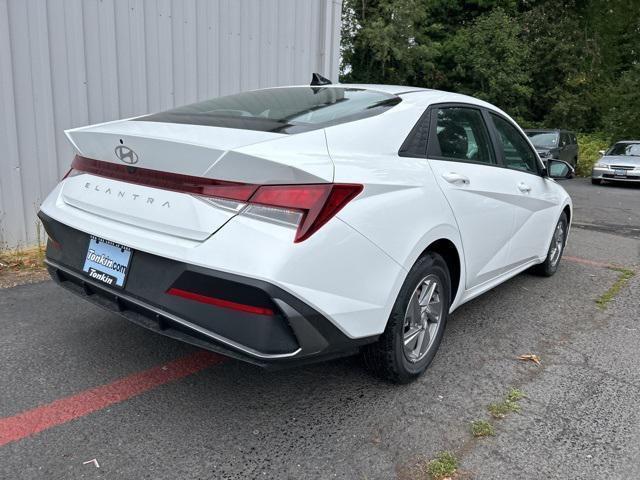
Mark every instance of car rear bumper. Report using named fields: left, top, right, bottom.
left=39, top=212, right=377, bottom=368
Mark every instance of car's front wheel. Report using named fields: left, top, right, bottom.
left=592, top=178, right=602, bottom=185
left=363, top=252, right=450, bottom=383
left=531, top=212, right=568, bottom=277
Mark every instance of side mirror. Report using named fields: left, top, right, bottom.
left=547, top=159, right=574, bottom=180
left=598, top=150, right=606, bottom=156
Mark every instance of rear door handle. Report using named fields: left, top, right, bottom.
left=442, top=172, right=470, bottom=185
left=518, top=182, right=531, bottom=193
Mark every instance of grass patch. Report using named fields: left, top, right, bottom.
left=488, top=388, right=526, bottom=419
left=426, top=451, right=458, bottom=480
left=0, top=244, right=48, bottom=288
left=506, top=387, right=525, bottom=402
left=0, top=245, right=45, bottom=273
left=596, top=268, right=635, bottom=310
left=471, top=420, right=495, bottom=437
left=488, top=400, right=520, bottom=418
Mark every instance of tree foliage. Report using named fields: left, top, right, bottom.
left=447, top=8, right=532, bottom=121
left=341, top=0, right=640, bottom=139
left=341, top=0, right=436, bottom=85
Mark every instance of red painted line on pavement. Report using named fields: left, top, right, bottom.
left=564, top=255, right=615, bottom=269
left=0, top=350, right=225, bottom=447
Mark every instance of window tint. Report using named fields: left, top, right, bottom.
left=432, top=107, right=495, bottom=164
left=491, top=114, right=540, bottom=174
left=399, top=110, right=430, bottom=157
left=560, top=133, right=569, bottom=147
left=526, top=131, right=558, bottom=149
left=136, top=87, right=401, bottom=134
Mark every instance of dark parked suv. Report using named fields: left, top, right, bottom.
left=524, top=129, right=579, bottom=168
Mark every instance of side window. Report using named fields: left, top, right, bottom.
left=490, top=114, right=540, bottom=174
left=560, top=133, right=569, bottom=147
left=431, top=107, right=496, bottom=164
left=399, top=109, right=430, bottom=157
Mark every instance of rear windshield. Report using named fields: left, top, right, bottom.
left=135, top=87, right=401, bottom=134
left=525, top=131, right=559, bottom=149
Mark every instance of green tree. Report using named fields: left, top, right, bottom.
left=602, top=64, right=640, bottom=140
left=341, top=0, right=640, bottom=136
left=446, top=8, right=532, bottom=120
left=341, top=0, right=436, bottom=85
left=519, top=2, right=599, bottom=130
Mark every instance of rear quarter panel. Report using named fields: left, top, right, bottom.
left=325, top=104, right=466, bottom=307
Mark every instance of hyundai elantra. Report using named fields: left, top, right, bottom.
left=39, top=76, right=573, bottom=382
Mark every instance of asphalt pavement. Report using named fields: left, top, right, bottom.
left=564, top=176, right=640, bottom=239
left=0, top=177, right=638, bottom=479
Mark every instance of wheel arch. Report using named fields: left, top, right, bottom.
left=416, top=238, right=462, bottom=308
left=562, top=203, right=571, bottom=225
left=398, top=222, right=466, bottom=309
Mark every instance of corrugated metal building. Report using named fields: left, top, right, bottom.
left=0, top=0, right=342, bottom=248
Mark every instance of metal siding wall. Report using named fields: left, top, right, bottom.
left=0, top=0, right=342, bottom=248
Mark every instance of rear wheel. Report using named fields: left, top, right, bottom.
left=363, top=253, right=450, bottom=383
left=591, top=178, right=602, bottom=185
left=531, top=213, right=568, bottom=277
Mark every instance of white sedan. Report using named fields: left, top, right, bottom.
left=39, top=76, right=573, bottom=382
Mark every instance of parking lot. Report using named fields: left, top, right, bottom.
left=1, top=178, right=638, bottom=480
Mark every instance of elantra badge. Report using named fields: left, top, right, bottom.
left=114, top=145, right=139, bottom=165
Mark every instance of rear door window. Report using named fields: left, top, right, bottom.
left=428, top=107, right=496, bottom=165
left=490, top=114, right=540, bottom=174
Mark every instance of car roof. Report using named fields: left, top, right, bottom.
left=338, top=83, right=429, bottom=95
left=266, top=83, right=513, bottom=121
left=267, top=83, right=427, bottom=95
left=339, top=84, right=507, bottom=111
left=614, top=140, right=640, bottom=143
left=523, top=128, right=574, bottom=133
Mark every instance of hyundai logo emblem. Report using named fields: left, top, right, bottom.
left=114, top=145, right=139, bottom=165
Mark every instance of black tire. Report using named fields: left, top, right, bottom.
left=591, top=178, right=602, bottom=185
left=362, top=252, right=451, bottom=383
left=531, top=212, right=568, bottom=277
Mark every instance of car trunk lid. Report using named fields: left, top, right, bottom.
left=62, top=119, right=334, bottom=241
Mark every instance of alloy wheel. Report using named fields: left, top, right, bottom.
left=549, top=221, right=565, bottom=267
left=402, top=275, right=444, bottom=363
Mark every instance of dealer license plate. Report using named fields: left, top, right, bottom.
left=82, top=236, right=132, bottom=288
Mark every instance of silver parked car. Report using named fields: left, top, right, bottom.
left=592, top=141, right=640, bottom=185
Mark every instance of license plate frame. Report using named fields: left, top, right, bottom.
left=614, top=169, right=627, bottom=177
left=82, top=236, right=133, bottom=289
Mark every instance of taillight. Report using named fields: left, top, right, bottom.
left=247, top=184, right=363, bottom=242
left=69, top=156, right=258, bottom=200
left=68, top=155, right=363, bottom=242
